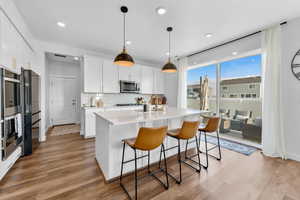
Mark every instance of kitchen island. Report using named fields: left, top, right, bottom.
left=94, top=107, right=207, bottom=181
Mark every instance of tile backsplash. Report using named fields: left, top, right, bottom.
left=81, top=93, right=152, bottom=107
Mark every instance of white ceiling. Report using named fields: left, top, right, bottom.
left=13, top=0, right=300, bottom=65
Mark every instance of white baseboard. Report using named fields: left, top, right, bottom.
left=287, top=153, right=300, bottom=162
left=84, top=135, right=95, bottom=139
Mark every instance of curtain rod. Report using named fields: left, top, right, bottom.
left=187, top=21, right=287, bottom=58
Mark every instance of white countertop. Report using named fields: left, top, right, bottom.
left=82, top=105, right=143, bottom=110
left=94, top=107, right=207, bottom=125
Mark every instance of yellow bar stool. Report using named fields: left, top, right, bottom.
left=159, top=121, right=201, bottom=184
left=120, top=126, right=169, bottom=200
left=197, top=117, right=221, bottom=169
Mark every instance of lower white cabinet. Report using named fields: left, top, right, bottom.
left=81, top=106, right=143, bottom=138
left=81, top=108, right=103, bottom=138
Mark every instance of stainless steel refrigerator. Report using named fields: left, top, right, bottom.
left=21, top=69, right=40, bottom=156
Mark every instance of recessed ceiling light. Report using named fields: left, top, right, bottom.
left=166, top=52, right=170, bottom=56
left=205, top=33, right=213, bottom=38
left=232, top=51, right=238, bottom=55
left=74, top=56, right=79, bottom=61
left=126, top=40, right=132, bottom=45
left=57, top=21, right=66, bottom=28
left=156, top=7, right=167, bottom=15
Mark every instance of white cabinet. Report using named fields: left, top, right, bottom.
left=118, top=66, right=141, bottom=83
left=103, top=60, right=119, bottom=93
left=131, top=66, right=141, bottom=83
left=82, top=108, right=101, bottom=138
left=153, top=69, right=165, bottom=94
left=81, top=106, right=142, bottom=138
left=83, top=55, right=103, bottom=93
left=118, top=67, right=131, bottom=81
left=140, top=66, right=154, bottom=94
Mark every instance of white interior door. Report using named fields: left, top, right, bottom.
left=49, top=76, right=77, bottom=126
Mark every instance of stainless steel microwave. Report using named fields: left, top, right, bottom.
left=120, top=81, right=140, bottom=93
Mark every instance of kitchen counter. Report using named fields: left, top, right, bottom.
left=94, top=107, right=203, bottom=125
left=94, top=107, right=208, bottom=181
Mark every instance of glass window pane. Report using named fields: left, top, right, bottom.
left=187, top=64, right=217, bottom=116
left=219, top=55, right=262, bottom=144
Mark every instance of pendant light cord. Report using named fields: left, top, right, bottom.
left=168, top=30, right=171, bottom=62
left=123, top=13, right=126, bottom=50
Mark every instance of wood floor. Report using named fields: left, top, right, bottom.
left=0, top=133, right=300, bottom=200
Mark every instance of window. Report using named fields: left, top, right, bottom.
left=187, top=64, right=217, bottom=114
left=187, top=54, right=262, bottom=144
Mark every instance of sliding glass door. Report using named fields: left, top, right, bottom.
left=219, top=55, right=262, bottom=144
left=186, top=54, right=262, bottom=145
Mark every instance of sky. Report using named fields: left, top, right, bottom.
left=187, top=54, right=262, bottom=85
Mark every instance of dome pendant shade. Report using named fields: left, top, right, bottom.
left=114, top=6, right=135, bottom=67
left=162, top=60, right=177, bottom=72
left=114, top=48, right=134, bottom=67
left=162, top=27, right=177, bottom=72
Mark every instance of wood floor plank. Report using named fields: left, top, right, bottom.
left=0, top=133, right=300, bottom=200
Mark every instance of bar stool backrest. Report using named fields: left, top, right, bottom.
left=178, top=121, right=200, bottom=139
left=203, top=117, right=220, bottom=133
left=134, top=126, right=168, bottom=150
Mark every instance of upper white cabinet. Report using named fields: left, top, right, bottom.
left=83, top=55, right=103, bottom=93
left=118, top=67, right=131, bottom=81
left=140, top=66, right=154, bottom=94
left=118, top=65, right=141, bottom=83
left=131, top=66, right=141, bottom=83
left=153, top=69, right=165, bottom=94
left=103, top=60, right=119, bottom=93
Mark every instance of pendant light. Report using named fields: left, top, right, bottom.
left=162, top=27, right=177, bottom=72
left=114, top=6, right=135, bottom=67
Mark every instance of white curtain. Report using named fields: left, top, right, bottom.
left=261, top=25, right=286, bottom=159
left=177, top=57, right=188, bottom=109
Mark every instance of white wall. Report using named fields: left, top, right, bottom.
left=45, top=58, right=81, bottom=128
left=281, top=17, right=300, bottom=161
left=188, top=33, right=261, bottom=66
